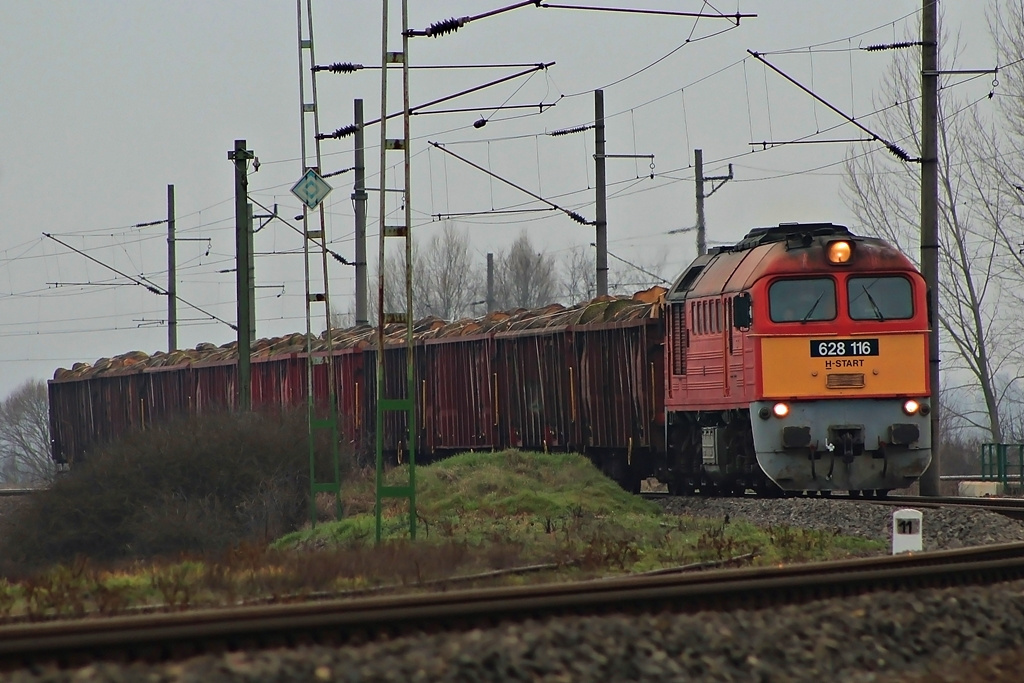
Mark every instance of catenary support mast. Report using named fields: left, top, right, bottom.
left=919, top=0, right=941, bottom=496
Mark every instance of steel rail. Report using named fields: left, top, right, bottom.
left=2, top=543, right=1024, bottom=669
left=641, top=491, right=1024, bottom=520
left=0, top=489, right=41, bottom=497
left=867, top=494, right=1024, bottom=521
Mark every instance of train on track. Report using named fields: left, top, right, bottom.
left=48, top=222, right=932, bottom=496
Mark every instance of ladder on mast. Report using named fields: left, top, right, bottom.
left=375, top=0, right=417, bottom=542
left=296, top=0, right=341, bottom=525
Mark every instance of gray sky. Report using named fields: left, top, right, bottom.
left=0, top=1, right=998, bottom=399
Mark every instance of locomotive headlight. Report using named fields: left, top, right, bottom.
left=772, top=402, right=790, bottom=418
left=827, top=240, right=853, bottom=264
left=902, top=399, right=921, bottom=415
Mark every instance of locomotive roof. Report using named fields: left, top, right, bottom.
left=50, top=287, right=666, bottom=382
left=666, top=222, right=915, bottom=300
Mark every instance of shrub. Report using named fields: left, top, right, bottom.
left=0, top=409, right=349, bottom=571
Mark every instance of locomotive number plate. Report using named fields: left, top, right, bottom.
left=810, top=339, right=879, bottom=357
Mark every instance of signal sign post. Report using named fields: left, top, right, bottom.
left=291, top=168, right=333, bottom=210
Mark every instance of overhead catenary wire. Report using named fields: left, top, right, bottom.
left=590, top=243, right=670, bottom=285
left=42, top=233, right=238, bottom=331
left=18, top=2, right=1007, bottom=360
left=748, top=50, right=918, bottom=162
left=429, top=141, right=593, bottom=225
left=539, top=3, right=754, bottom=22
left=314, top=61, right=547, bottom=72
left=318, top=63, right=554, bottom=140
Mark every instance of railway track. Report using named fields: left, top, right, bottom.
left=0, top=488, right=42, bottom=497
left=874, top=494, right=1024, bottom=520
left=641, top=490, right=1024, bottom=520
left=2, top=542, right=1024, bottom=671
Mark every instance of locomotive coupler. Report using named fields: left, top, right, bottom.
left=841, top=432, right=855, bottom=464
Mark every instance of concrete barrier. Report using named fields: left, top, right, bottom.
left=957, top=481, right=1003, bottom=497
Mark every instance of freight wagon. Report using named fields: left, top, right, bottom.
left=48, top=291, right=665, bottom=491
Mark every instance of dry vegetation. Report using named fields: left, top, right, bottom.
left=0, top=415, right=884, bottom=622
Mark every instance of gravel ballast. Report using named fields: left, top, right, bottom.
left=656, top=495, right=1024, bottom=551
left=8, top=496, right=1024, bottom=682
left=10, top=582, right=1024, bottom=682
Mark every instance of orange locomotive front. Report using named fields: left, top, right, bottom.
left=662, top=223, right=931, bottom=495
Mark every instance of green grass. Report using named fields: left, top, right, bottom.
left=276, top=450, right=885, bottom=573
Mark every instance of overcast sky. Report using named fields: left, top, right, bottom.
left=0, top=1, right=1000, bottom=399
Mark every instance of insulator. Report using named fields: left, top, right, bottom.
left=886, top=143, right=912, bottom=162
left=426, top=17, right=464, bottom=37
left=863, top=41, right=921, bottom=52
left=320, top=124, right=359, bottom=140
left=549, top=125, right=591, bottom=137
left=314, top=62, right=362, bottom=74
left=567, top=211, right=589, bottom=225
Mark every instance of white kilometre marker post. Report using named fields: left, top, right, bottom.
left=892, top=509, right=923, bottom=554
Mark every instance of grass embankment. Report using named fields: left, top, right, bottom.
left=0, top=449, right=883, bottom=621
left=279, top=450, right=882, bottom=575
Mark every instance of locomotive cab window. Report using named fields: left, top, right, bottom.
left=848, top=276, right=913, bottom=321
left=769, top=278, right=836, bottom=323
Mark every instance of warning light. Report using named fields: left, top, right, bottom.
left=772, top=402, right=790, bottom=418
left=827, top=241, right=853, bottom=264
left=902, top=399, right=921, bottom=415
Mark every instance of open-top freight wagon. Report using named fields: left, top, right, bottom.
left=48, top=289, right=666, bottom=491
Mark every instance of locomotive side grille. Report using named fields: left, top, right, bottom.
left=671, top=304, right=686, bottom=375
left=826, top=373, right=865, bottom=389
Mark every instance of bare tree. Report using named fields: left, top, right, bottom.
left=381, top=223, right=482, bottom=322
left=842, top=15, right=1024, bottom=441
left=0, top=380, right=53, bottom=485
left=494, top=231, right=559, bottom=309
left=417, top=223, right=482, bottom=320
left=561, top=244, right=672, bottom=305
left=561, top=245, right=598, bottom=305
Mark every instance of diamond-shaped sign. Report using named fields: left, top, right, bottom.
left=290, top=169, right=333, bottom=210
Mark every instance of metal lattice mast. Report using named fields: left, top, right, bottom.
left=297, top=0, right=341, bottom=526
left=375, top=0, right=417, bottom=543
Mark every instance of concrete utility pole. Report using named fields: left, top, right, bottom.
left=167, top=184, right=176, bottom=352
left=919, top=0, right=941, bottom=496
left=486, top=252, right=495, bottom=312
left=353, top=99, right=369, bottom=325
left=695, top=150, right=705, bottom=256
left=229, top=139, right=254, bottom=411
left=694, top=149, right=733, bottom=257
left=594, top=89, right=608, bottom=297
left=247, top=204, right=256, bottom=342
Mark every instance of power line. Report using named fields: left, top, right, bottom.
left=42, top=233, right=237, bottom=331
left=748, top=50, right=918, bottom=162
left=429, top=141, right=593, bottom=225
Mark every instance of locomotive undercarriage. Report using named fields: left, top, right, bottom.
left=662, top=409, right=780, bottom=496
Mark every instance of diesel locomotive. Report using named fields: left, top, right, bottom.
left=660, top=222, right=931, bottom=496
left=48, top=222, right=931, bottom=496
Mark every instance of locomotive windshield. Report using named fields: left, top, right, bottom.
left=847, top=276, right=913, bottom=321
left=769, top=278, right=836, bottom=322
